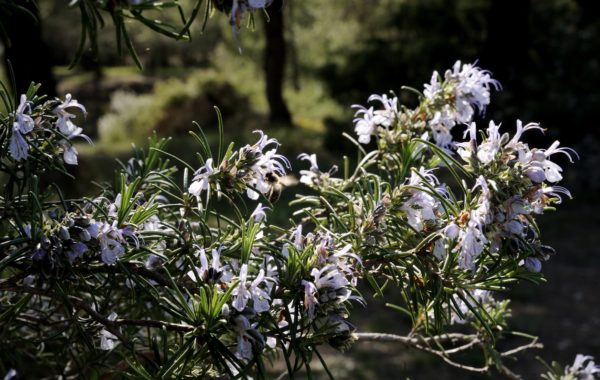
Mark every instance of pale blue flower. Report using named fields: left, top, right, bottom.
left=99, top=312, right=119, bottom=350
left=54, top=93, right=87, bottom=139
left=9, top=95, right=35, bottom=161
left=188, top=158, right=214, bottom=205
left=232, top=264, right=271, bottom=313
left=564, top=354, right=600, bottom=379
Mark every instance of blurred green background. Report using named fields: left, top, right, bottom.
left=1, top=0, right=599, bottom=378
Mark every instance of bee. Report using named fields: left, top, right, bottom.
left=265, top=171, right=282, bottom=202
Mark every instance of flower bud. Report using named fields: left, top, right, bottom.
left=505, top=220, right=524, bottom=235
left=80, top=229, right=91, bottom=242
left=59, top=226, right=71, bottom=240
left=523, top=257, right=542, bottom=273
left=443, top=223, right=460, bottom=239
left=524, top=166, right=545, bottom=183
left=221, top=303, right=230, bottom=317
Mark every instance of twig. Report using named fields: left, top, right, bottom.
left=115, top=318, right=192, bottom=332
left=500, top=337, right=543, bottom=357
left=355, top=332, right=477, bottom=345
left=355, top=331, right=542, bottom=377
left=0, top=284, right=131, bottom=347
left=355, top=332, right=490, bottom=373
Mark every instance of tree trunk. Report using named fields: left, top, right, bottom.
left=264, top=0, right=291, bottom=125
left=2, top=1, right=57, bottom=98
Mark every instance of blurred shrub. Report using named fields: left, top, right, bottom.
left=98, top=71, right=250, bottom=145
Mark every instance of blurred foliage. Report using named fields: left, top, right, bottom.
left=310, top=0, right=600, bottom=145
left=97, top=71, right=251, bottom=145
left=36, top=0, right=600, bottom=144
left=39, top=0, right=224, bottom=70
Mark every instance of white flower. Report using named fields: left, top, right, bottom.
left=401, top=168, right=441, bottom=231
left=281, top=224, right=303, bottom=258
left=457, top=220, right=487, bottom=270
left=302, top=279, right=318, bottom=319
left=3, top=369, right=17, bottom=380
left=352, top=93, right=398, bottom=145
left=97, top=222, right=128, bottom=265
left=232, top=264, right=272, bottom=313
left=263, top=255, right=278, bottom=293
left=527, top=185, right=572, bottom=215
left=429, top=107, right=456, bottom=149
left=476, top=121, right=502, bottom=164
left=189, top=158, right=215, bottom=200
left=310, top=265, right=351, bottom=303
left=472, top=176, right=493, bottom=226
left=250, top=203, right=269, bottom=223
left=525, top=141, right=578, bottom=183
left=54, top=93, right=87, bottom=139
left=352, top=105, right=377, bottom=144
left=327, top=244, right=362, bottom=286
left=506, top=120, right=544, bottom=153
left=298, top=153, right=319, bottom=185
left=368, top=93, right=398, bottom=128
left=244, top=133, right=290, bottom=200
left=251, top=130, right=279, bottom=151
left=564, top=354, right=600, bottom=380
left=523, top=257, right=542, bottom=272
left=444, top=223, right=460, bottom=239
left=187, top=247, right=232, bottom=283
left=9, top=94, right=35, bottom=161
left=66, top=242, right=89, bottom=263
left=99, top=312, right=119, bottom=350
left=230, top=0, right=273, bottom=33
left=433, top=223, right=460, bottom=259
left=233, top=314, right=264, bottom=360
left=504, top=220, right=524, bottom=235
left=425, top=61, right=500, bottom=128
left=456, top=122, right=479, bottom=162
left=145, top=253, right=162, bottom=270
left=424, top=71, right=443, bottom=101
left=298, top=152, right=338, bottom=188
left=450, top=289, right=494, bottom=324
left=447, top=60, right=500, bottom=122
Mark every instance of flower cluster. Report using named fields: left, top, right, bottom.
left=352, top=94, right=399, bottom=144
left=351, top=61, right=500, bottom=150
left=297, top=153, right=339, bottom=188
left=292, top=230, right=363, bottom=349
left=423, top=61, right=500, bottom=149
left=188, top=131, right=290, bottom=206
left=444, top=120, right=575, bottom=271
left=562, top=354, right=600, bottom=380
left=6, top=92, right=89, bottom=165
left=1, top=61, right=584, bottom=379
left=185, top=246, right=277, bottom=360
left=23, top=193, right=159, bottom=268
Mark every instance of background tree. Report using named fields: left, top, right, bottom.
left=0, top=0, right=56, bottom=97
left=264, top=0, right=291, bottom=124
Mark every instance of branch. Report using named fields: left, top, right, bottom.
left=500, top=337, right=543, bottom=357
left=355, top=331, right=542, bottom=378
left=355, top=332, right=489, bottom=374
left=115, top=318, right=192, bottom=332
left=0, top=284, right=194, bottom=336
left=355, top=332, right=477, bottom=345
left=0, top=284, right=131, bottom=347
